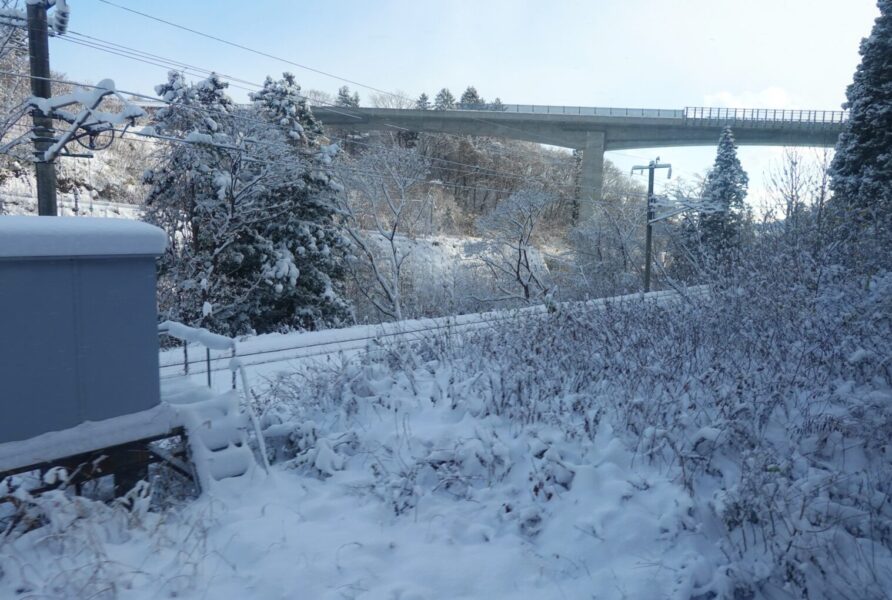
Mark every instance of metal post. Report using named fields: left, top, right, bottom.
left=644, top=167, right=655, bottom=292
left=231, top=348, right=237, bottom=390
left=26, top=1, right=57, bottom=216
left=206, top=348, right=212, bottom=388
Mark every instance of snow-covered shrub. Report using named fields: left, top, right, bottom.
left=443, top=236, right=892, bottom=598
left=0, top=482, right=157, bottom=599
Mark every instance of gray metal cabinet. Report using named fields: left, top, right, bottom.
left=0, top=216, right=167, bottom=444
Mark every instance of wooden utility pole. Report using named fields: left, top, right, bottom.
left=26, top=1, right=57, bottom=216
left=632, top=158, right=671, bottom=292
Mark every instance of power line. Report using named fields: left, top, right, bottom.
left=54, top=34, right=363, bottom=121
left=91, top=1, right=567, bottom=149
left=96, top=0, right=401, bottom=100
left=1, top=28, right=646, bottom=202
left=30, top=28, right=558, bottom=184
left=0, top=67, right=584, bottom=193
left=68, top=29, right=262, bottom=89
left=53, top=32, right=566, bottom=184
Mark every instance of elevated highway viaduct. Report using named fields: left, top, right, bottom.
left=314, top=104, right=845, bottom=220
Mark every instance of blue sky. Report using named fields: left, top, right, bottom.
left=49, top=0, right=881, bottom=205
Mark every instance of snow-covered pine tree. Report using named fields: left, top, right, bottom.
left=249, top=73, right=353, bottom=330
left=336, top=85, right=360, bottom=108
left=699, top=127, right=750, bottom=257
left=143, top=71, right=317, bottom=334
left=829, top=0, right=892, bottom=240
left=434, top=88, right=456, bottom=110
left=460, top=86, right=483, bottom=107
left=251, top=72, right=324, bottom=145
left=415, top=93, right=431, bottom=110
left=144, top=71, right=245, bottom=332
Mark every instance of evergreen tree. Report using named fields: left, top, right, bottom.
left=434, top=88, right=455, bottom=110
left=699, top=127, right=749, bottom=257
left=830, top=0, right=892, bottom=233
left=491, top=97, right=505, bottom=111
left=460, top=86, right=483, bottom=107
left=249, top=73, right=353, bottom=330
left=143, top=71, right=352, bottom=334
left=336, top=85, right=360, bottom=108
left=251, top=72, right=323, bottom=144
left=144, top=71, right=253, bottom=333
left=415, top=92, right=431, bottom=110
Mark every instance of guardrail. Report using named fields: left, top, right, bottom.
left=456, top=103, right=685, bottom=118
left=449, top=103, right=847, bottom=125
left=683, top=106, right=848, bottom=125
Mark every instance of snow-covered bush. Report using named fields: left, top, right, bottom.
left=257, top=206, right=892, bottom=598
left=474, top=188, right=555, bottom=303
left=453, top=242, right=892, bottom=597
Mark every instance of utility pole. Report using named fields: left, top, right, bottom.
left=26, top=1, right=57, bottom=216
left=632, top=158, right=671, bottom=292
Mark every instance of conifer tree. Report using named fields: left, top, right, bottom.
left=336, top=85, right=360, bottom=108
left=251, top=72, right=323, bottom=144
left=415, top=92, right=431, bottom=110
left=460, top=86, right=483, bottom=107
left=144, top=71, right=257, bottom=333
left=830, top=0, right=892, bottom=233
left=491, top=97, right=505, bottom=111
left=434, top=88, right=455, bottom=110
left=143, top=71, right=352, bottom=334
left=249, top=73, right=353, bottom=330
left=699, top=127, right=749, bottom=257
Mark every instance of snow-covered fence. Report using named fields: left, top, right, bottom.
left=157, top=320, right=270, bottom=474
left=159, top=285, right=708, bottom=381
left=158, top=320, right=237, bottom=389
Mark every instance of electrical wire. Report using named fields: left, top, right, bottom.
left=52, top=32, right=581, bottom=184
left=0, top=67, right=590, bottom=194
left=96, top=0, right=402, bottom=100
left=90, top=1, right=583, bottom=148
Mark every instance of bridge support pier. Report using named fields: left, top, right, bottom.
left=577, top=131, right=605, bottom=222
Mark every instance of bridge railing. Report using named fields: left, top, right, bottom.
left=683, top=106, right=848, bottom=126
left=456, top=103, right=684, bottom=118
left=449, top=103, right=848, bottom=126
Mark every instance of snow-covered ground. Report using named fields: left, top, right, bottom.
left=0, top=348, right=708, bottom=600
left=0, top=190, right=142, bottom=219
left=2, top=271, right=890, bottom=600
left=0, top=290, right=715, bottom=600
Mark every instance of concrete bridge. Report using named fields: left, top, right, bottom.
left=313, top=104, right=846, bottom=219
